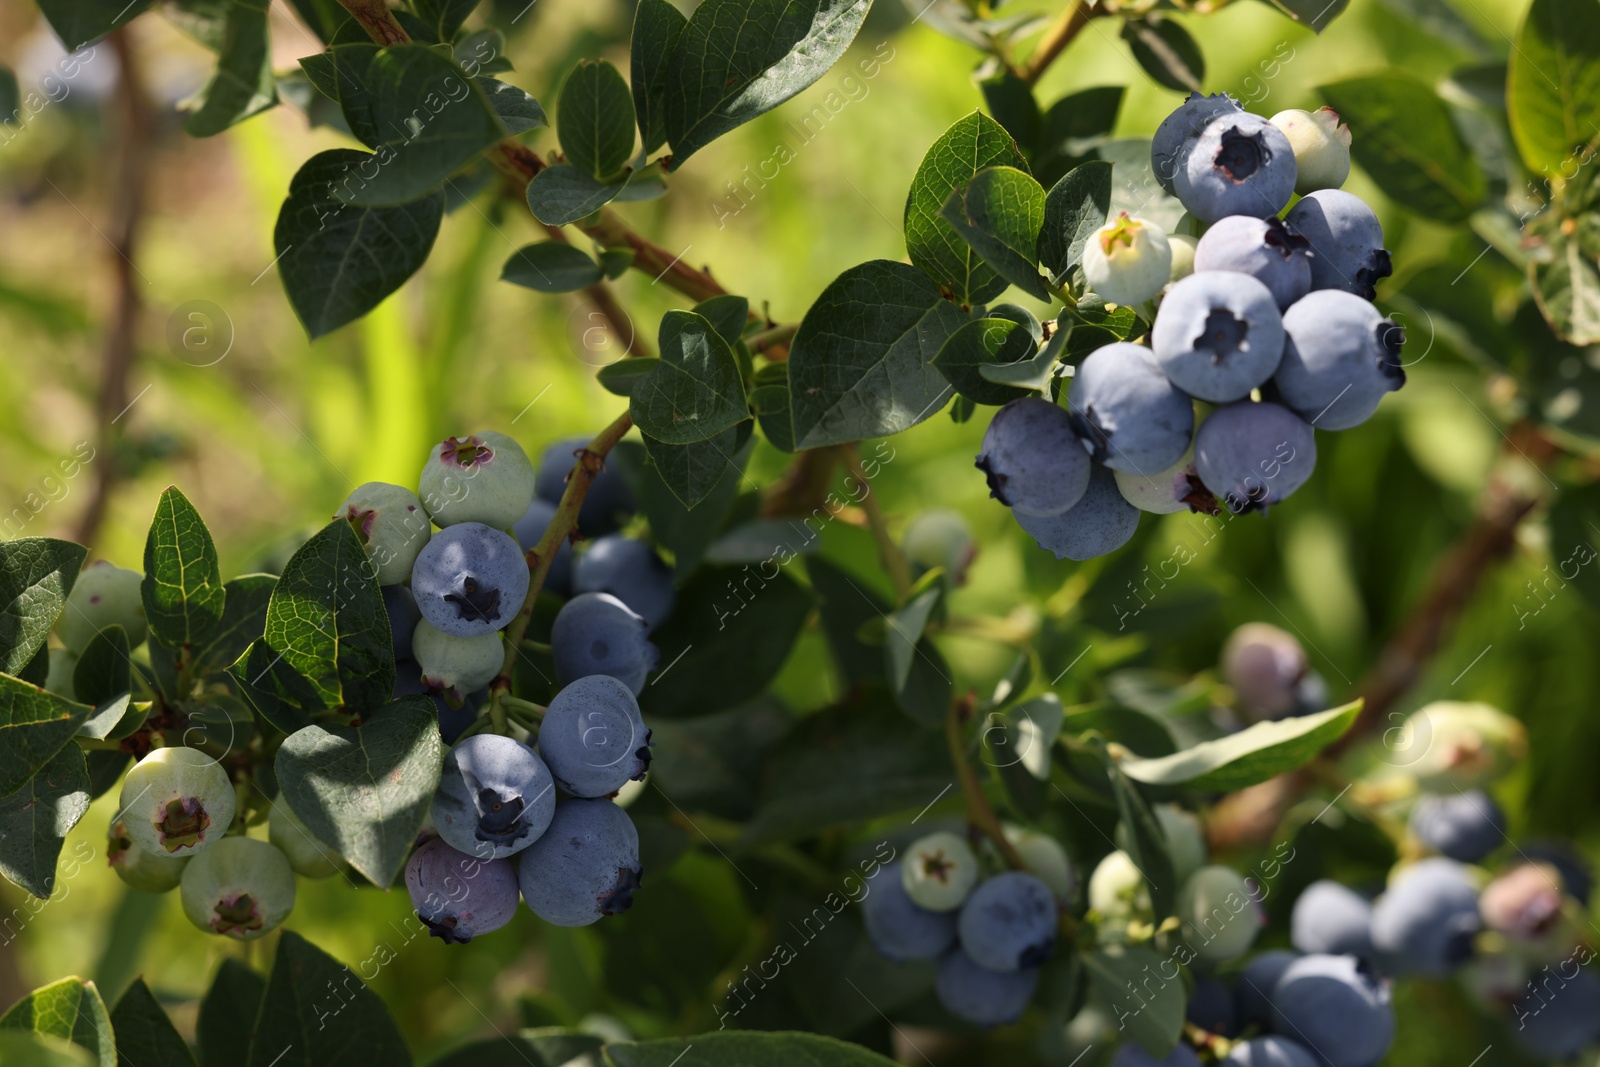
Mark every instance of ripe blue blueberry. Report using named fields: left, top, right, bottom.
left=1193, top=402, right=1316, bottom=514
left=861, top=861, right=958, bottom=961
left=1275, top=290, right=1405, bottom=430
left=1511, top=967, right=1600, bottom=1060
left=1174, top=113, right=1297, bottom=223
left=419, top=431, right=537, bottom=529
left=551, top=592, right=659, bottom=694
left=1408, top=790, right=1504, bottom=863
left=382, top=584, right=420, bottom=660
left=179, top=837, right=296, bottom=940
left=1237, top=949, right=1296, bottom=1027
left=512, top=498, right=574, bottom=595
left=1111, top=1044, right=1203, bottom=1067
left=1068, top=343, right=1194, bottom=473
left=1151, top=91, right=1244, bottom=195
left=58, top=560, right=148, bottom=653
left=536, top=437, right=635, bottom=536
left=1192, top=216, right=1313, bottom=310
left=1015, top=465, right=1141, bottom=561
left=573, top=535, right=677, bottom=630
left=1222, top=1037, right=1320, bottom=1067
left=1270, top=954, right=1394, bottom=1067
left=975, top=397, right=1091, bottom=517
left=410, top=522, right=530, bottom=638
left=537, top=674, right=652, bottom=797
left=119, top=747, right=237, bottom=857
left=957, top=871, right=1057, bottom=972
left=1151, top=272, right=1285, bottom=402
left=516, top=797, right=642, bottom=926
left=1283, top=190, right=1391, bottom=300
left=1291, top=880, right=1374, bottom=958
left=1187, top=976, right=1238, bottom=1037
left=404, top=835, right=522, bottom=944
left=432, top=733, right=557, bottom=859
left=935, top=947, right=1040, bottom=1027
left=337, top=482, right=431, bottom=585
left=1368, top=857, right=1482, bottom=976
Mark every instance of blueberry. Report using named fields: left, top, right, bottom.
left=337, top=482, right=432, bottom=585
left=902, top=509, right=977, bottom=584
left=957, top=871, right=1057, bottom=972
left=1113, top=447, right=1216, bottom=516
left=1236, top=949, right=1297, bottom=1027
left=58, top=560, right=147, bottom=653
left=1270, top=954, right=1394, bottom=1067
left=1222, top=623, right=1311, bottom=719
left=1283, top=190, right=1391, bottom=300
left=573, top=535, right=677, bottom=630
left=107, top=819, right=189, bottom=893
left=419, top=431, right=537, bottom=529
left=1192, top=216, right=1313, bottom=310
left=1193, top=402, right=1316, bottom=514
left=902, top=831, right=981, bottom=912
left=516, top=797, right=641, bottom=926
left=1151, top=91, right=1244, bottom=195
left=1187, top=976, right=1238, bottom=1037
left=1275, top=290, right=1405, bottom=430
left=1000, top=825, right=1075, bottom=902
left=1270, top=108, right=1351, bottom=194
left=1088, top=849, right=1151, bottom=921
left=413, top=619, right=503, bottom=703
left=861, top=861, right=958, bottom=961
left=1151, top=272, right=1285, bottom=402
left=551, top=592, right=659, bottom=694
left=268, top=799, right=341, bottom=879
left=536, top=437, right=635, bottom=536
left=1168, top=233, right=1198, bottom=284
left=1511, top=967, right=1600, bottom=1060
left=119, top=747, right=237, bottom=857
left=1408, top=790, right=1504, bottom=863
left=1015, top=466, right=1141, bottom=561
left=1115, top=805, right=1208, bottom=883
left=1369, top=857, right=1481, bottom=975
left=179, top=837, right=296, bottom=940
left=537, top=674, right=652, bottom=798
left=1401, top=700, right=1527, bottom=791
left=976, top=397, right=1091, bottom=517
left=1083, top=212, right=1173, bottom=307
left=1174, top=113, right=1297, bottom=223
left=1179, top=865, right=1260, bottom=962
left=432, top=733, right=557, bottom=859
left=410, top=522, right=530, bottom=638
left=935, top=947, right=1040, bottom=1027
left=404, top=835, right=521, bottom=944
left=1068, top=343, right=1194, bottom=473
left=1479, top=862, right=1568, bottom=941
left=1222, top=1037, right=1320, bottom=1067
left=512, top=498, right=574, bottom=595
left=1291, top=880, right=1373, bottom=958
left=382, top=584, right=420, bottom=660
left=1111, top=1044, right=1203, bottom=1067
left=392, top=660, right=484, bottom=743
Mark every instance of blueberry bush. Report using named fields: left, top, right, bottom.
left=1, top=0, right=1599, bottom=1064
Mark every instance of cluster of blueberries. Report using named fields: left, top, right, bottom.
left=978, top=95, right=1406, bottom=561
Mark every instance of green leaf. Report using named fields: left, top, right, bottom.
left=933, top=317, right=1042, bottom=405
left=693, top=294, right=750, bottom=347
left=1121, top=15, right=1204, bottom=94
left=1083, top=946, right=1185, bottom=1057
left=610, top=432, right=754, bottom=574
left=414, top=0, right=478, bottom=39
left=525, top=164, right=626, bottom=225
left=606, top=1033, right=899, bottom=1067
left=110, top=979, right=196, bottom=1067
left=71, top=626, right=129, bottom=710
left=1118, top=699, right=1363, bottom=791
left=433, top=1030, right=604, bottom=1067
left=77, top=694, right=136, bottom=744
left=597, top=359, right=660, bottom=398
left=198, top=960, right=265, bottom=1067
left=0, top=674, right=94, bottom=797
left=632, top=0, right=688, bottom=154
left=1508, top=0, right=1600, bottom=176
left=275, top=148, right=444, bottom=339
left=662, top=0, right=873, bottom=164
left=141, top=487, right=225, bottom=657
left=0, top=745, right=89, bottom=899
left=274, top=697, right=443, bottom=887
left=639, top=421, right=752, bottom=510
left=787, top=260, right=966, bottom=448
left=195, top=573, right=276, bottom=676
left=558, top=60, right=636, bottom=182
left=0, top=538, right=86, bottom=676
left=646, top=701, right=792, bottom=818
left=0, top=977, right=114, bottom=1067
left=884, top=587, right=940, bottom=692
left=34, top=0, right=154, bottom=50
left=1530, top=215, right=1600, bottom=344
left=1035, top=86, right=1123, bottom=188
left=247, top=932, right=410, bottom=1067
left=1320, top=75, right=1487, bottom=223
left=979, top=69, right=1041, bottom=149
left=477, top=78, right=546, bottom=134
left=939, top=166, right=1050, bottom=301
left=0, top=1031, right=96, bottom=1066
left=1039, top=160, right=1112, bottom=281
left=182, top=0, right=277, bottom=137
left=1101, top=745, right=1178, bottom=920
left=501, top=242, right=604, bottom=293
left=904, top=111, right=1030, bottom=305
left=749, top=381, right=796, bottom=452
left=629, top=311, right=749, bottom=445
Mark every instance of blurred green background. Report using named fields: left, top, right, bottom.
left=3, top=0, right=1588, bottom=1061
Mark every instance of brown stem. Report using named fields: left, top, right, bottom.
left=845, top=444, right=913, bottom=600
left=1022, top=0, right=1096, bottom=86
left=759, top=445, right=844, bottom=518
left=946, top=697, right=1029, bottom=869
left=73, top=30, right=151, bottom=549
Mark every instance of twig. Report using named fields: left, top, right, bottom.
left=537, top=224, right=653, bottom=358
left=946, top=697, right=1029, bottom=869
left=747, top=321, right=798, bottom=354
left=1022, top=0, right=1098, bottom=86
left=844, top=444, right=913, bottom=600
left=759, top=446, right=844, bottom=518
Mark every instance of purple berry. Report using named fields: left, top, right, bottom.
left=516, top=797, right=641, bottom=926
left=410, top=522, right=531, bottom=638
left=550, top=592, right=659, bottom=694
left=512, top=498, right=573, bottom=595
left=1369, top=858, right=1481, bottom=975
left=432, top=733, right=557, bottom=860
left=404, top=836, right=521, bottom=944
left=1193, top=402, right=1316, bottom=514
left=862, top=861, right=957, bottom=962
left=1271, top=954, right=1394, bottom=1067
left=956, top=871, right=1057, bottom=972
left=572, top=535, right=676, bottom=630
left=1192, top=216, right=1313, bottom=309
left=1222, top=1037, right=1320, bottom=1067
left=1151, top=91, right=1244, bottom=195
left=1015, top=465, right=1140, bottom=561
left=1283, top=190, right=1391, bottom=300
left=1175, top=113, right=1297, bottom=222
left=1151, top=272, right=1285, bottom=402
left=537, top=674, right=652, bottom=798
left=1275, top=290, right=1405, bottom=430
left=1291, top=880, right=1374, bottom=958
left=382, top=584, right=420, bottom=660
left=1408, top=790, right=1504, bottom=863
left=535, top=437, right=635, bottom=536
left=935, top=947, right=1040, bottom=1026
left=1068, top=343, right=1195, bottom=473
left=975, top=397, right=1091, bottom=517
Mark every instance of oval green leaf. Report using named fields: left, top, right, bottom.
left=1118, top=699, right=1362, bottom=792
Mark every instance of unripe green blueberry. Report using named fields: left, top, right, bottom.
left=413, top=619, right=503, bottom=701
left=1087, top=849, right=1149, bottom=920
left=1116, top=805, right=1208, bottom=882
left=180, top=836, right=296, bottom=940
left=119, top=747, right=237, bottom=857
left=336, top=482, right=431, bottom=585
left=901, top=509, right=976, bottom=585
left=56, top=561, right=147, bottom=653
left=1002, top=825, right=1075, bottom=902
left=1398, top=701, right=1527, bottom=790
left=1270, top=107, right=1351, bottom=194
left=419, top=431, right=537, bottom=529
left=107, top=818, right=189, bottom=893
left=902, top=831, right=980, bottom=911
left=1114, top=446, right=1207, bottom=515
left=44, top=648, right=78, bottom=701
left=1167, top=233, right=1197, bottom=282
left=1178, top=864, right=1260, bottom=962
left=1081, top=213, right=1172, bottom=307
left=268, top=801, right=341, bottom=879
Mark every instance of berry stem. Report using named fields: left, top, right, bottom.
left=945, top=697, right=1030, bottom=871
left=843, top=444, right=913, bottom=601
left=746, top=321, right=798, bottom=355
left=1021, top=0, right=1098, bottom=86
